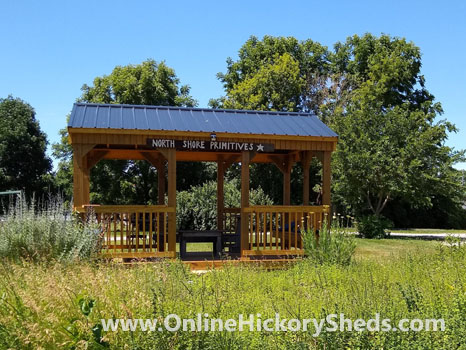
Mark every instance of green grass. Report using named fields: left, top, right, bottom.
left=1, top=244, right=466, bottom=349
left=354, top=238, right=438, bottom=260
left=184, top=238, right=440, bottom=260
left=391, top=228, right=466, bottom=234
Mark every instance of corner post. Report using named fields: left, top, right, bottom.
left=217, top=159, right=225, bottom=231
left=322, top=151, right=331, bottom=206
left=302, top=151, right=312, bottom=205
left=156, top=159, right=165, bottom=205
left=240, top=151, right=250, bottom=256
left=72, top=144, right=94, bottom=210
left=167, top=148, right=177, bottom=254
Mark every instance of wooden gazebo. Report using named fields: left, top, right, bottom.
left=68, top=103, right=337, bottom=261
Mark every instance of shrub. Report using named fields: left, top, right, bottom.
left=302, top=220, right=356, bottom=266
left=0, top=197, right=101, bottom=262
left=357, top=214, right=393, bottom=238
left=176, top=180, right=273, bottom=230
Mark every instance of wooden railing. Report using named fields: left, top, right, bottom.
left=242, top=205, right=330, bottom=256
left=77, top=205, right=175, bottom=258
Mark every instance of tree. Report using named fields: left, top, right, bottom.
left=328, top=34, right=465, bottom=222
left=213, top=34, right=466, bottom=228
left=211, top=36, right=330, bottom=203
left=211, top=35, right=330, bottom=113
left=0, top=96, right=52, bottom=198
left=53, top=59, right=201, bottom=205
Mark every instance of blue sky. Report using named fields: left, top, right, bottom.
left=1, top=0, right=465, bottom=168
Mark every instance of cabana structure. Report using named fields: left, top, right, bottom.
left=68, top=103, right=337, bottom=262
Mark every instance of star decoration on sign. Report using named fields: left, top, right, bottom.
left=256, top=144, right=264, bottom=152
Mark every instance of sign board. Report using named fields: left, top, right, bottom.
left=147, top=139, right=274, bottom=153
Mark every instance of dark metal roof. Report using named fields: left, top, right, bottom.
left=68, top=103, right=338, bottom=138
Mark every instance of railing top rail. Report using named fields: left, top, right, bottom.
left=243, top=205, right=329, bottom=213
left=75, top=205, right=175, bottom=213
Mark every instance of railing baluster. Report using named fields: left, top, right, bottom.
left=163, top=212, right=167, bottom=252
left=294, top=212, right=298, bottom=250
left=149, top=212, right=153, bottom=252
left=120, top=213, right=123, bottom=252
left=249, top=212, right=253, bottom=250
left=143, top=210, right=146, bottom=252
left=269, top=212, right=272, bottom=250
left=112, top=213, right=116, bottom=253
left=275, top=212, right=279, bottom=249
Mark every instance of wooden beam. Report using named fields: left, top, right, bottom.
left=240, top=151, right=250, bottom=257
left=217, top=159, right=225, bottom=230
left=301, top=151, right=312, bottom=205
left=140, top=151, right=160, bottom=166
left=157, top=148, right=169, bottom=160
left=68, top=127, right=339, bottom=143
left=87, top=150, right=108, bottom=169
left=223, top=154, right=240, bottom=169
left=167, top=148, right=177, bottom=252
left=322, top=151, right=331, bottom=206
left=270, top=155, right=287, bottom=174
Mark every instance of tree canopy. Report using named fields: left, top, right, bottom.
left=213, top=34, right=465, bottom=226
left=53, top=59, right=205, bottom=205
left=0, top=96, right=52, bottom=198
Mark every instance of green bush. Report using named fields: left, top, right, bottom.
left=357, top=214, right=393, bottom=238
left=176, top=180, right=273, bottom=230
left=0, top=197, right=101, bottom=262
left=303, top=220, right=356, bottom=266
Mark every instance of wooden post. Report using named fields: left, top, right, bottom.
left=283, top=156, right=295, bottom=206
left=157, top=159, right=165, bottom=205
left=240, top=151, right=250, bottom=256
left=72, top=154, right=83, bottom=209
left=82, top=166, right=90, bottom=206
left=302, top=151, right=312, bottom=205
left=72, top=144, right=94, bottom=209
left=283, top=157, right=292, bottom=205
left=167, top=148, right=177, bottom=253
left=217, top=159, right=224, bottom=230
left=322, top=151, right=331, bottom=206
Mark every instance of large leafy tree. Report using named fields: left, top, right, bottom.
left=212, top=35, right=329, bottom=113
left=211, top=36, right=330, bottom=204
left=0, top=96, right=52, bottom=198
left=329, top=34, right=465, bottom=220
left=213, top=34, right=465, bottom=226
left=53, top=59, right=205, bottom=205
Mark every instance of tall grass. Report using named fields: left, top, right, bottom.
left=303, top=220, right=356, bottom=266
left=0, top=244, right=465, bottom=349
left=0, top=197, right=100, bottom=262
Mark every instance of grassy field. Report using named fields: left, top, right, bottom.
left=2, top=237, right=465, bottom=349
left=345, top=227, right=466, bottom=234
left=354, top=238, right=438, bottom=260
left=391, top=228, right=466, bottom=234
left=184, top=238, right=440, bottom=260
